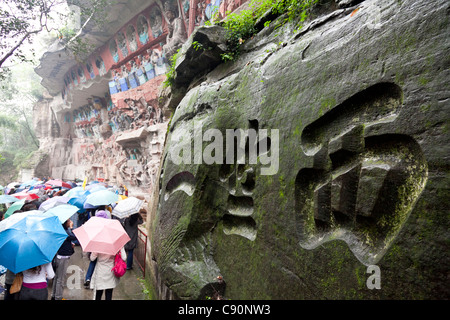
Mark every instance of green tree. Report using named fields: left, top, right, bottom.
left=0, top=59, right=40, bottom=179
left=0, top=114, right=17, bottom=130
left=0, top=0, right=65, bottom=69
left=0, top=114, right=17, bottom=173
left=0, top=0, right=111, bottom=77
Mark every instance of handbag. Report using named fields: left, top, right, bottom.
left=111, top=251, right=127, bottom=278
left=10, top=273, right=23, bottom=294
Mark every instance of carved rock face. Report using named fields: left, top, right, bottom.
left=154, top=0, right=448, bottom=299
left=296, top=83, right=428, bottom=265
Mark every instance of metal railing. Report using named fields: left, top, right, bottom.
left=134, top=227, right=147, bottom=277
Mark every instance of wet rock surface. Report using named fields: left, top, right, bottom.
left=154, top=0, right=449, bottom=299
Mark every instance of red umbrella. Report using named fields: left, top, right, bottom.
left=45, top=179, right=72, bottom=189
left=12, top=192, right=39, bottom=200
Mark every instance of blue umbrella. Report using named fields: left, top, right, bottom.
left=85, top=184, right=107, bottom=192
left=65, top=186, right=85, bottom=198
left=83, top=202, right=100, bottom=209
left=68, top=190, right=91, bottom=209
left=0, top=214, right=67, bottom=273
left=0, top=195, right=20, bottom=204
left=85, top=190, right=119, bottom=206
left=19, top=180, right=39, bottom=189
left=43, top=204, right=80, bottom=223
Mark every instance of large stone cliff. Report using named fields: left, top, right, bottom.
left=153, top=0, right=449, bottom=299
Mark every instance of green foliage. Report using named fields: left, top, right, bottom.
left=221, top=0, right=319, bottom=62
left=221, top=2, right=261, bottom=62
left=192, top=41, right=212, bottom=52
left=0, top=0, right=112, bottom=75
left=0, top=115, right=18, bottom=131
left=192, top=41, right=203, bottom=51
left=163, top=50, right=180, bottom=88
left=273, top=0, right=319, bottom=29
left=57, top=0, right=111, bottom=62
left=220, top=52, right=236, bottom=62
left=0, top=150, right=16, bottom=184
left=0, top=0, right=63, bottom=71
left=64, top=35, right=95, bottom=62
left=162, top=0, right=320, bottom=86
left=0, top=62, right=40, bottom=182
left=57, top=26, right=77, bottom=40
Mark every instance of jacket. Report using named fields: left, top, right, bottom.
left=123, top=213, right=143, bottom=250
left=90, top=247, right=126, bottom=291
left=57, top=227, right=77, bottom=256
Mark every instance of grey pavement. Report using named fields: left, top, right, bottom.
left=0, top=244, right=149, bottom=300
left=48, top=246, right=149, bottom=300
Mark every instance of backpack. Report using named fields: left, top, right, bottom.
left=112, top=251, right=127, bottom=277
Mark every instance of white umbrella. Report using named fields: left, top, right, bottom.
left=111, top=197, right=144, bottom=219
left=38, top=196, right=70, bottom=211
left=0, top=210, right=42, bottom=233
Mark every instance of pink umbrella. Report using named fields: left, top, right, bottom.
left=45, top=179, right=72, bottom=189
left=73, top=217, right=130, bottom=255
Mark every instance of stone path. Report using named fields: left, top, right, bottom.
left=1, top=244, right=149, bottom=300
left=49, top=246, right=149, bottom=300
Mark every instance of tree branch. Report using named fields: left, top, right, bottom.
left=19, top=106, right=40, bottom=148
left=0, top=28, right=41, bottom=68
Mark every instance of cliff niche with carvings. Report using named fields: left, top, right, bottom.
left=33, top=0, right=248, bottom=196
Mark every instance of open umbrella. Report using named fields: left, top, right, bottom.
left=66, top=181, right=77, bottom=188
left=45, top=179, right=73, bottom=189
left=0, top=214, right=68, bottom=273
left=83, top=202, right=100, bottom=209
left=85, top=184, right=107, bottom=192
left=65, top=186, right=84, bottom=198
left=30, top=184, right=46, bottom=190
left=0, top=210, right=42, bottom=233
left=11, top=192, right=39, bottom=201
left=68, top=190, right=91, bottom=210
left=43, top=204, right=79, bottom=223
left=111, top=196, right=144, bottom=219
left=3, top=199, right=26, bottom=219
left=7, top=182, right=21, bottom=189
left=0, top=195, right=20, bottom=204
left=73, top=216, right=130, bottom=255
left=19, top=180, right=39, bottom=189
left=38, top=196, right=70, bottom=211
left=84, top=190, right=119, bottom=207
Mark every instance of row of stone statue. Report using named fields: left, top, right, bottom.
left=72, top=97, right=165, bottom=139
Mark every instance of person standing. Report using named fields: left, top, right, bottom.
left=19, top=263, right=55, bottom=300
left=51, top=219, right=77, bottom=300
left=123, top=213, right=143, bottom=270
left=3, top=269, right=19, bottom=300
left=83, top=209, right=108, bottom=289
left=89, top=247, right=127, bottom=300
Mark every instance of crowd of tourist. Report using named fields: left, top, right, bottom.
left=0, top=177, right=144, bottom=300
